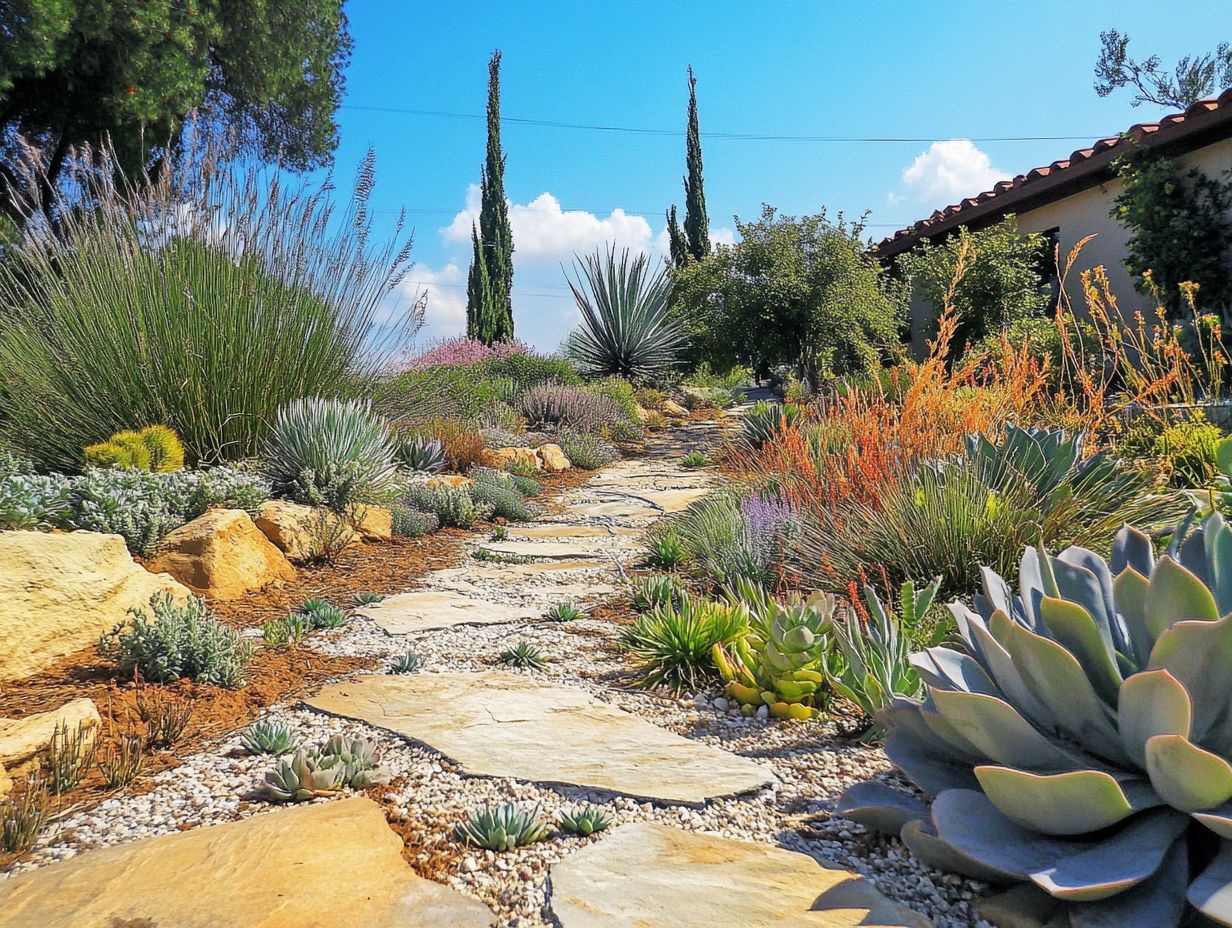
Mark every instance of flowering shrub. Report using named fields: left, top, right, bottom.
left=405, top=337, right=535, bottom=369
left=520, top=384, right=630, bottom=435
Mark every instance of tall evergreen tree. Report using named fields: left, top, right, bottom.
left=665, top=205, right=688, bottom=268
left=466, top=49, right=515, bottom=344
left=682, top=65, right=710, bottom=262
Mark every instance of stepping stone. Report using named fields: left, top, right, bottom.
left=550, top=822, right=931, bottom=928
left=566, top=499, right=661, bottom=521
left=306, top=673, right=775, bottom=804
left=0, top=797, right=491, bottom=928
left=427, top=563, right=620, bottom=601
left=512, top=524, right=640, bottom=539
left=360, top=589, right=541, bottom=634
left=480, top=539, right=608, bottom=560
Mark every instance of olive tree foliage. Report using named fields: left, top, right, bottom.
left=670, top=206, right=905, bottom=388
left=895, top=217, right=1052, bottom=356
left=1094, top=29, right=1232, bottom=109
left=0, top=0, right=351, bottom=223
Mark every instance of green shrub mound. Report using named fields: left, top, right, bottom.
left=839, top=513, right=1232, bottom=927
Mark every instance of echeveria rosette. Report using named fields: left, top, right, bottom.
left=838, top=513, right=1232, bottom=927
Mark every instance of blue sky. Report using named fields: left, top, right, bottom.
left=327, top=1, right=1229, bottom=351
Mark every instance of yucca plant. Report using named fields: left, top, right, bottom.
left=0, top=138, right=417, bottom=469
left=839, top=513, right=1232, bottom=927
left=624, top=593, right=748, bottom=693
left=455, top=803, right=552, bottom=852
left=263, top=398, right=400, bottom=510
left=565, top=246, right=685, bottom=380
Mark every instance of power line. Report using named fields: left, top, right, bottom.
left=340, top=103, right=1109, bottom=144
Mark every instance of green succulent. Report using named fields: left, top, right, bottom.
left=624, top=592, right=747, bottom=693
left=558, top=804, right=612, bottom=836
left=455, top=803, right=552, bottom=852
left=839, top=513, right=1232, bottom=927
left=262, top=611, right=310, bottom=645
left=741, top=401, right=802, bottom=449
left=300, top=599, right=347, bottom=629
left=544, top=602, right=585, bottom=622
left=712, top=580, right=837, bottom=720
left=351, top=592, right=386, bottom=606
left=260, top=749, right=343, bottom=803
left=630, top=574, right=684, bottom=613
left=501, top=641, right=548, bottom=670
left=680, top=450, right=708, bottom=469
left=645, top=527, right=689, bottom=570
left=240, top=719, right=298, bottom=756
left=829, top=577, right=941, bottom=738
left=389, top=651, right=423, bottom=674
left=315, top=734, right=390, bottom=789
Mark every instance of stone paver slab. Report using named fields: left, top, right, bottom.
left=511, top=524, right=640, bottom=540
left=0, top=797, right=491, bottom=928
left=480, top=540, right=608, bottom=559
left=550, top=822, right=931, bottom=928
left=306, top=673, right=775, bottom=804
left=361, top=589, right=540, bottom=634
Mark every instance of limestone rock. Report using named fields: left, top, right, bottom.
left=0, top=698, right=101, bottom=777
left=0, top=797, right=492, bottom=928
left=426, top=474, right=473, bottom=491
left=481, top=447, right=541, bottom=472
left=359, top=589, right=541, bottom=634
left=356, top=505, right=393, bottom=542
left=254, top=500, right=344, bottom=562
left=536, top=443, right=571, bottom=471
left=550, top=822, right=931, bottom=928
left=147, top=509, right=295, bottom=600
left=662, top=398, right=689, bottom=417
left=307, top=673, right=775, bottom=804
left=0, top=530, right=188, bottom=681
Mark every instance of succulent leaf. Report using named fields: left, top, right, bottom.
left=1118, top=670, right=1193, bottom=767
left=1144, top=734, right=1232, bottom=812
left=974, top=766, right=1158, bottom=836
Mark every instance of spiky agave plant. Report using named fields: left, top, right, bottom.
left=565, top=246, right=685, bottom=380
left=839, top=513, right=1232, bottom=927
left=624, top=593, right=748, bottom=693
left=455, top=803, right=552, bottom=851
left=558, top=804, right=612, bottom=836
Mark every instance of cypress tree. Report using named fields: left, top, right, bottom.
left=466, top=49, right=515, bottom=344
left=665, top=205, right=688, bottom=268
left=682, top=65, right=710, bottom=261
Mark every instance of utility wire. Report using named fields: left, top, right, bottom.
left=340, top=103, right=1109, bottom=144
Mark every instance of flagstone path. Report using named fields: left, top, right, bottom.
left=0, top=405, right=962, bottom=928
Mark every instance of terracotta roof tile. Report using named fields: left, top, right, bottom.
left=878, top=88, right=1232, bottom=255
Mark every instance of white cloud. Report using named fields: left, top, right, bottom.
left=402, top=262, right=467, bottom=336
left=900, top=139, right=1005, bottom=203
left=443, top=185, right=654, bottom=262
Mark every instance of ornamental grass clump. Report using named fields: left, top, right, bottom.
left=84, top=425, right=185, bottom=472
left=100, top=592, right=254, bottom=687
left=839, top=512, right=1232, bottom=927
left=263, top=397, right=400, bottom=510
left=0, top=138, right=417, bottom=469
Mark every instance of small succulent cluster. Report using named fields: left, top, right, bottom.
left=630, top=574, right=685, bottom=613
left=712, top=582, right=836, bottom=720
left=402, top=482, right=493, bottom=529
left=455, top=803, right=552, bottom=851
left=240, top=719, right=298, bottom=756
left=557, top=804, right=612, bottom=836
left=262, top=611, right=310, bottom=646
left=299, top=598, right=347, bottom=629
left=680, top=450, right=708, bottom=468
left=84, top=425, right=185, bottom=473
left=840, top=513, right=1232, bottom=926
left=260, top=733, right=390, bottom=803
left=624, top=593, right=747, bottom=693
left=389, top=651, right=423, bottom=674
left=544, top=602, right=585, bottom=622
left=501, top=641, right=548, bottom=670
left=645, top=526, right=689, bottom=570
left=351, top=591, right=386, bottom=606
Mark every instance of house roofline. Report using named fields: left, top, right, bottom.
left=876, top=88, right=1232, bottom=260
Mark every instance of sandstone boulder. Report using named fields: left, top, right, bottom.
left=355, top=505, right=393, bottom=542
left=536, top=443, right=571, bottom=472
left=0, top=698, right=101, bottom=778
left=254, top=500, right=338, bottom=562
left=147, top=509, right=295, bottom=600
left=0, top=797, right=492, bottom=928
left=662, top=398, right=689, bottom=417
left=0, top=530, right=188, bottom=681
left=480, top=446, right=541, bottom=472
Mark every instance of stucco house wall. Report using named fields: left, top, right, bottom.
left=896, top=99, right=1232, bottom=359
